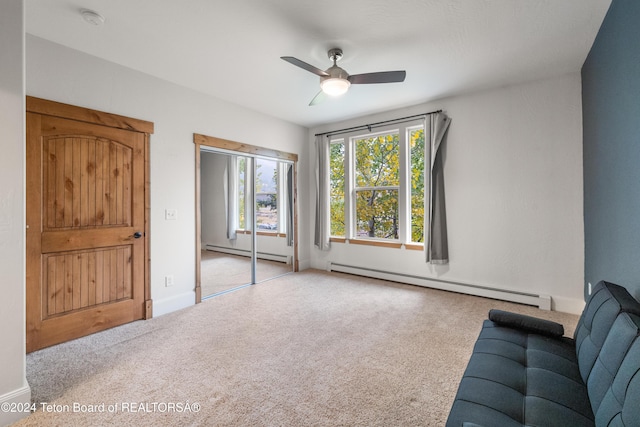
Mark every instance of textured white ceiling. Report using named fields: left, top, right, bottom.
left=25, top=0, right=612, bottom=127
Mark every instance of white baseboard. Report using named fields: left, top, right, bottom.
left=152, top=291, right=195, bottom=317
left=551, top=295, right=586, bottom=315
left=0, top=384, right=31, bottom=427
left=329, top=262, right=553, bottom=310
left=325, top=262, right=591, bottom=314
left=204, top=245, right=291, bottom=264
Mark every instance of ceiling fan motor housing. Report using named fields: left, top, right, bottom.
left=323, top=64, right=349, bottom=81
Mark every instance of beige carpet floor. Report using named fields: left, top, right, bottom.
left=15, top=270, right=579, bottom=427
left=201, top=250, right=293, bottom=297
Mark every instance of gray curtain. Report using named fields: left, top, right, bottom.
left=314, top=135, right=331, bottom=250
left=425, top=112, right=452, bottom=264
left=286, top=164, right=293, bottom=247
left=223, top=155, right=238, bottom=240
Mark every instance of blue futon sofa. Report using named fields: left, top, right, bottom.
left=446, top=281, right=640, bottom=427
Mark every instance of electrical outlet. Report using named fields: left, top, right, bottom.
left=165, top=209, right=178, bottom=220
left=165, top=275, right=174, bottom=287
left=588, top=282, right=592, bottom=295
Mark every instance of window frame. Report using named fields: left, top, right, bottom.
left=407, top=125, right=426, bottom=245
left=328, top=120, right=425, bottom=248
left=352, top=129, right=401, bottom=241
left=237, top=156, right=248, bottom=231
left=236, top=156, right=290, bottom=236
left=254, top=157, right=279, bottom=234
left=329, top=139, right=346, bottom=238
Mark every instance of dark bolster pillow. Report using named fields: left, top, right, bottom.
left=488, top=309, right=565, bottom=337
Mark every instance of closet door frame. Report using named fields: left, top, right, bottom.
left=194, top=133, right=298, bottom=303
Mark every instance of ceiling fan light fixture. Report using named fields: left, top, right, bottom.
left=321, top=77, right=350, bottom=97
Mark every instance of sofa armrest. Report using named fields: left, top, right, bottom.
left=488, top=309, right=564, bottom=337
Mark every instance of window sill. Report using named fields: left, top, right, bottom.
left=329, top=238, right=424, bottom=251
left=405, top=243, right=424, bottom=251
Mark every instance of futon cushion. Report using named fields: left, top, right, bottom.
left=591, top=312, right=640, bottom=426
left=488, top=308, right=564, bottom=337
left=446, top=320, right=594, bottom=427
left=574, top=281, right=640, bottom=384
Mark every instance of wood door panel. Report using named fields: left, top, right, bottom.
left=42, top=135, right=133, bottom=230
left=42, top=246, right=133, bottom=318
left=27, top=103, right=151, bottom=353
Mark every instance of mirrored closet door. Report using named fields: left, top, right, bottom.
left=196, top=135, right=297, bottom=301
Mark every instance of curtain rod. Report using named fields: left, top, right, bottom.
left=315, top=110, right=442, bottom=138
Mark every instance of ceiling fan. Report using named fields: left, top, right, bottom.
left=281, top=48, right=406, bottom=106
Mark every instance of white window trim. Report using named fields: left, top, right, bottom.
left=330, top=120, right=425, bottom=246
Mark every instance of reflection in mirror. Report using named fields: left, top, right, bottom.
left=254, top=157, right=295, bottom=283
left=200, top=149, right=294, bottom=299
left=200, top=151, right=253, bottom=297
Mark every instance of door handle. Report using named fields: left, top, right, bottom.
left=133, top=231, right=143, bottom=239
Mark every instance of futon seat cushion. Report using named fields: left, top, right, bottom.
left=446, top=320, right=594, bottom=427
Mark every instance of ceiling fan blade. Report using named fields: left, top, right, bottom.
left=309, top=90, right=327, bottom=106
left=348, top=70, right=406, bottom=84
left=281, top=56, right=330, bottom=77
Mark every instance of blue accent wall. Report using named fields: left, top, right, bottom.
left=582, top=0, right=640, bottom=300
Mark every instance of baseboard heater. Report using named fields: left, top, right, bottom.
left=204, top=244, right=291, bottom=264
left=328, top=262, right=551, bottom=310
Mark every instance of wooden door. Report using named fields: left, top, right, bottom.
left=26, top=98, right=153, bottom=352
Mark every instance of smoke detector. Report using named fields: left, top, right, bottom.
left=80, top=9, right=105, bottom=26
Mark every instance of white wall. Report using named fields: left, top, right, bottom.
left=310, top=73, right=585, bottom=313
left=201, top=151, right=229, bottom=246
left=0, top=1, right=31, bottom=425
left=26, top=35, right=310, bottom=316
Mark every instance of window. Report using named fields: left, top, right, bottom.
left=236, top=157, right=290, bottom=235
left=409, top=127, right=425, bottom=243
left=256, top=158, right=278, bottom=232
left=237, top=157, right=247, bottom=230
left=329, top=122, right=425, bottom=246
left=354, top=133, right=399, bottom=239
left=330, top=141, right=345, bottom=237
